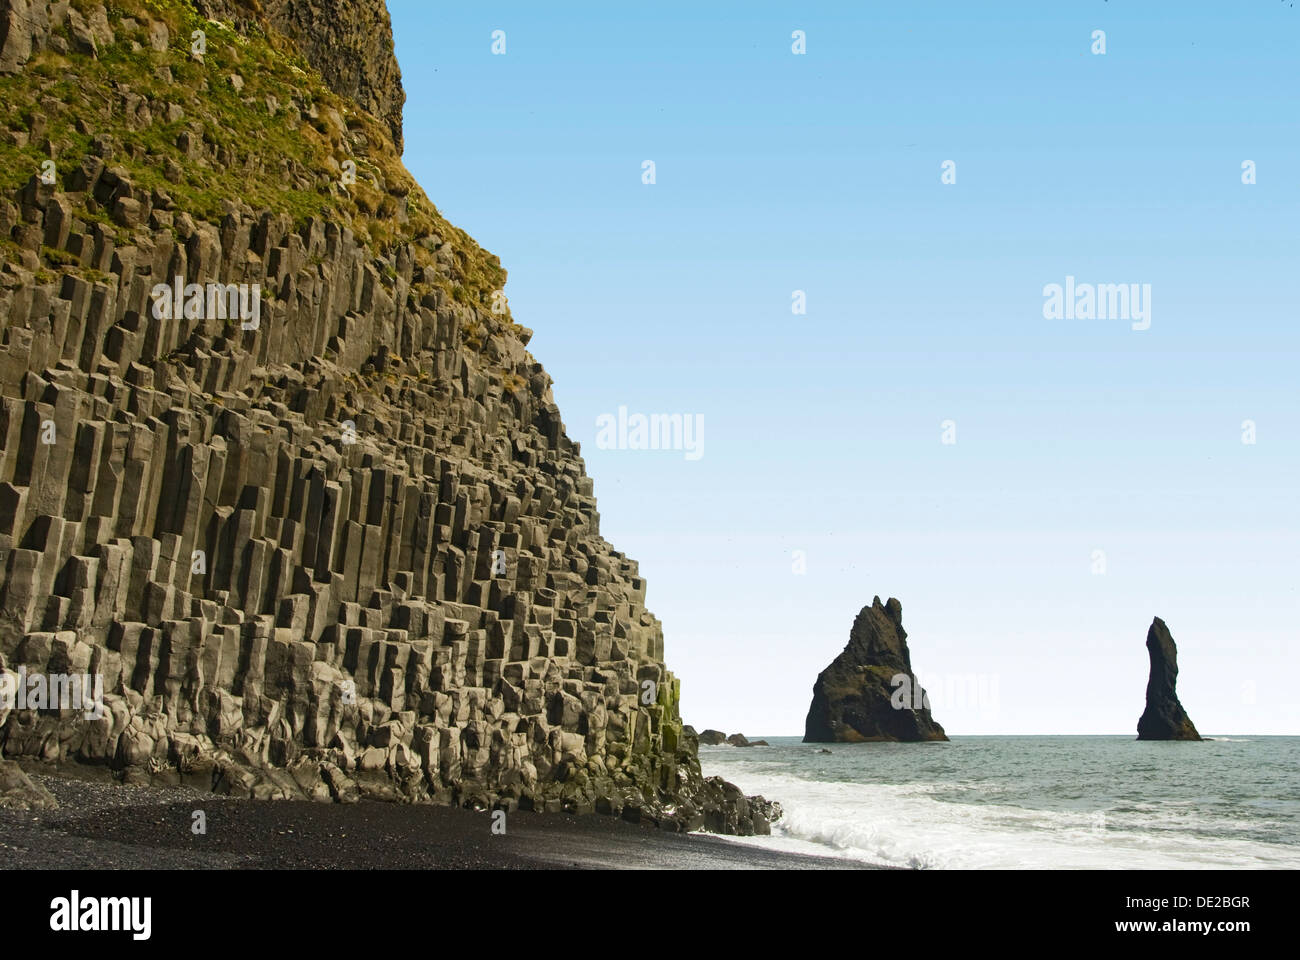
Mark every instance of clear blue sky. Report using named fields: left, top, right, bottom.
left=390, top=1, right=1300, bottom=735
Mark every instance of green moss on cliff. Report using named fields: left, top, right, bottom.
left=0, top=0, right=508, bottom=317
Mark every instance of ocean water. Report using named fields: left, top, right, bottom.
left=698, top=736, right=1300, bottom=869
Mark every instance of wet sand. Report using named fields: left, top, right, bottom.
left=0, top=769, right=872, bottom=870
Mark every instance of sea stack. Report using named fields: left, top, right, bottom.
left=1137, top=617, right=1202, bottom=741
left=804, top=597, right=947, bottom=743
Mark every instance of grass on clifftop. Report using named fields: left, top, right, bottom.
left=0, top=0, right=508, bottom=316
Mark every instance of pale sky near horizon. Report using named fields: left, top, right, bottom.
left=390, top=1, right=1300, bottom=736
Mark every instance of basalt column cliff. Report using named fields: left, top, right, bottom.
left=0, top=0, right=776, bottom=833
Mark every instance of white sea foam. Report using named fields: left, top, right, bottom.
left=699, top=756, right=1300, bottom=870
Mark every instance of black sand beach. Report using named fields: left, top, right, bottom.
left=0, top=769, right=870, bottom=870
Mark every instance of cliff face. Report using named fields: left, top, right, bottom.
left=0, top=0, right=775, bottom=833
left=804, top=597, right=947, bottom=743
left=1136, top=617, right=1201, bottom=741
left=191, top=0, right=406, bottom=152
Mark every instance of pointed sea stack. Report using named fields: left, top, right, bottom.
left=803, top=597, right=947, bottom=743
left=1136, top=617, right=1202, bottom=741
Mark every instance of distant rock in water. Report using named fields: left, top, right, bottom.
left=695, top=730, right=768, bottom=747
left=716, top=733, right=767, bottom=747
left=1137, top=617, right=1202, bottom=741
left=803, top=597, right=948, bottom=743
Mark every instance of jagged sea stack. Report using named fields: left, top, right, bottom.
left=1136, top=617, right=1201, bottom=741
left=804, top=597, right=947, bottom=743
left=0, top=0, right=777, bottom=834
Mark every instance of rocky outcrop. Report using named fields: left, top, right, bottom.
left=697, top=729, right=726, bottom=745
left=1136, top=617, right=1201, bottom=741
left=803, top=596, right=947, bottom=743
left=0, top=757, right=56, bottom=808
left=0, top=0, right=776, bottom=835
